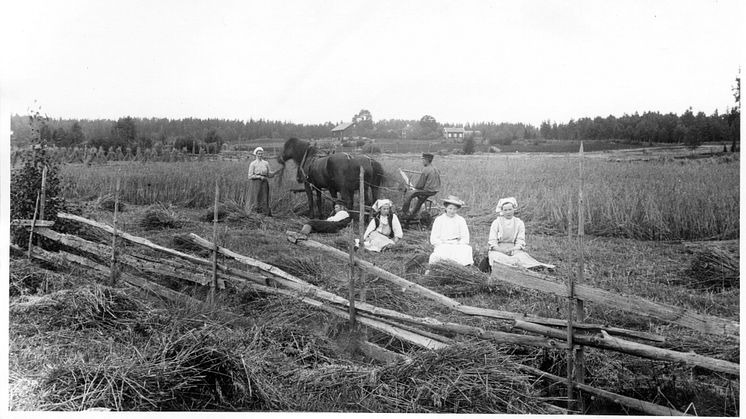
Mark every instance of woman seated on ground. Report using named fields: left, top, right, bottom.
left=488, top=197, right=555, bottom=270
left=363, top=199, right=403, bottom=252
left=428, top=195, right=474, bottom=266
left=296, top=201, right=351, bottom=240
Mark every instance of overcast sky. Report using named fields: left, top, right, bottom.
left=1, top=0, right=743, bottom=126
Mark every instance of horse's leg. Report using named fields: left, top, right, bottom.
left=342, top=189, right=354, bottom=213
left=305, top=183, right=316, bottom=218
left=316, top=189, right=324, bottom=218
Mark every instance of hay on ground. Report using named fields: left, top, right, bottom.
left=422, top=261, right=494, bottom=297
left=683, top=240, right=739, bottom=291
left=10, top=284, right=145, bottom=334
left=95, top=194, right=125, bottom=212
left=140, top=203, right=181, bottom=230
left=267, top=255, right=324, bottom=284
left=40, top=328, right=288, bottom=411
left=296, top=341, right=552, bottom=414
left=199, top=200, right=259, bottom=224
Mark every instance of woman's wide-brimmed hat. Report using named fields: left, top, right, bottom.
left=372, top=199, right=393, bottom=212
left=496, top=197, right=518, bottom=213
left=442, top=195, right=465, bottom=207
left=253, top=146, right=265, bottom=155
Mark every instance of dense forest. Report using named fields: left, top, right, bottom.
left=10, top=101, right=740, bottom=152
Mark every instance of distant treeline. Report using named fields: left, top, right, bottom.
left=10, top=106, right=739, bottom=151
left=539, top=108, right=739, bottom=148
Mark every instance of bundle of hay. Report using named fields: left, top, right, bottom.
left=683, top=240, right=739, bottom=291
left=41, top=328, right=288, bottom=411
left=296, top=342, right=552, bottom=414
left=360, top=278, right=422, bottom=312
left=267, top=255, right=324, bottom=284
left=422, top=261, right=493, bottom=297
left=10, top=285, right=145, bottom=334
left=199, top=200, right=257, bottom=223
left=170, top=234, right=211, bottom=257
left=95, top=194, right=125, bottom=212
left=140, top=203, right=181, bottom=230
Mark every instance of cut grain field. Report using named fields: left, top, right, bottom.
left=59, top=150, right=739, bottom=241
left=10, top=147, right=739, bottom=414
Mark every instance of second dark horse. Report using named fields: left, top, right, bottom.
left=277, top=137, right=385, bottom=218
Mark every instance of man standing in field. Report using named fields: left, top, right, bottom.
left=401, top=153, right=441, bottom=219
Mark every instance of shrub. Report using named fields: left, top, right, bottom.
left=10, top=145, right=66, bottom=244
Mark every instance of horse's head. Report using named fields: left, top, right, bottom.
left=277, top=137, right=304, bottom=165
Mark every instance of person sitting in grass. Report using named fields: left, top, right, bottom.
left=487, top=197, right=555, bottom=271
left=363, top=199, right=403, bottom=252
left=428, top=195, right=474, bottom=266
left=295, top=200, right=351, bottom=240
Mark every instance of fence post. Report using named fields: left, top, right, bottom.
left=39, top=165, right=48, bottom=222
left=575, top=142, right=587, bottom=412
left=27, top=191, right=41, bottom=260
left=209, top=179, right=221, bottom=305
left=110, top=175, right=121, bottom=285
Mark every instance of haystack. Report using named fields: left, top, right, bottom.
left=140, top=203, right=181, bottom=230
left=683, top=240, right=739, bottom=291
left=422, top=260, right=493, bottom=296
left=95, top=194, right=125, bottom=212
left=296, top=341, right=552, bottom=414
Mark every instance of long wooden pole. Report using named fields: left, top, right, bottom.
left=209, top=178, right=220, bottom=304
left=519, top=365, right=688, bottom=416
left=39, top=165, right=48, bottom=221
left=575, top=141, right=586, bottom=410
left=27, top=191, right=41, bottom=260
left=348, top=224, right=357, bottom=329
left=110, top=175, right=121, bottom=285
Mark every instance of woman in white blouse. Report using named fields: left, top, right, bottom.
left=488, top=197, right=555, bottom=270
left=363, top=199, right=403, bottom=252
left=247, top=147, right=281, bottom=216
left=428, top=195, right=473, bottom=266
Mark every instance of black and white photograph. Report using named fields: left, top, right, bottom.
left=1, top=0, right=742, bottom=415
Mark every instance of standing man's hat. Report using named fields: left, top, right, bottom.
left=422, top=153, right=434, bottom=161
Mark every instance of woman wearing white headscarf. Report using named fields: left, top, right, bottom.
left=247, top=147, right=281, bottom=216
left=363, top=199, right=403, bottom=252
left=428, top=195, right=474, bottom=266
left=488, top=197, right=555, bottom=270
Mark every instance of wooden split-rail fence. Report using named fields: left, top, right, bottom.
left=11, top=208, right=740, bottom=416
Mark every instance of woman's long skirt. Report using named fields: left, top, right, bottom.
left=429, top=243, right=474, bottom=266
left=488, top=243, right=555, bottom=269
left=248, top=179, right=271, bottom=215
left=364, top=231, right=395, bottom=252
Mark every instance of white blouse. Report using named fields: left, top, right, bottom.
left=430, top=213, right=470, bottom=246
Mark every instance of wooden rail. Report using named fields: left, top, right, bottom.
left=490, top=264, right=739, bottom=337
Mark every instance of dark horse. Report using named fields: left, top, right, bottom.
left=277, top=137, right=384, bottom=218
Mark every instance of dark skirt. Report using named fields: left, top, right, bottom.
left=248, top=179, right=271, bottom=215
left=307, top=218, right=351, bottom=233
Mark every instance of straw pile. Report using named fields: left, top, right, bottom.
left=95, top=194, right=125, bottom=212
left=683, top=240, right=739, bottom=291
left=199, top=200, right=260, bottom=224
left=268, top=255, right=324, bottom=284
left=41, top=328, right=286, bottom=411
left=296, top=341, right=552, bottom=414
left=422, top=261, right=493, bottom=297
left=140, top=203, right=182, bottom=230
left=10, top=285, right=145, bottom=334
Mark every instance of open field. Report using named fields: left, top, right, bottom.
left=10, top=146, right=739, bottom=414
left=59, top=148, right=739, bottom=241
